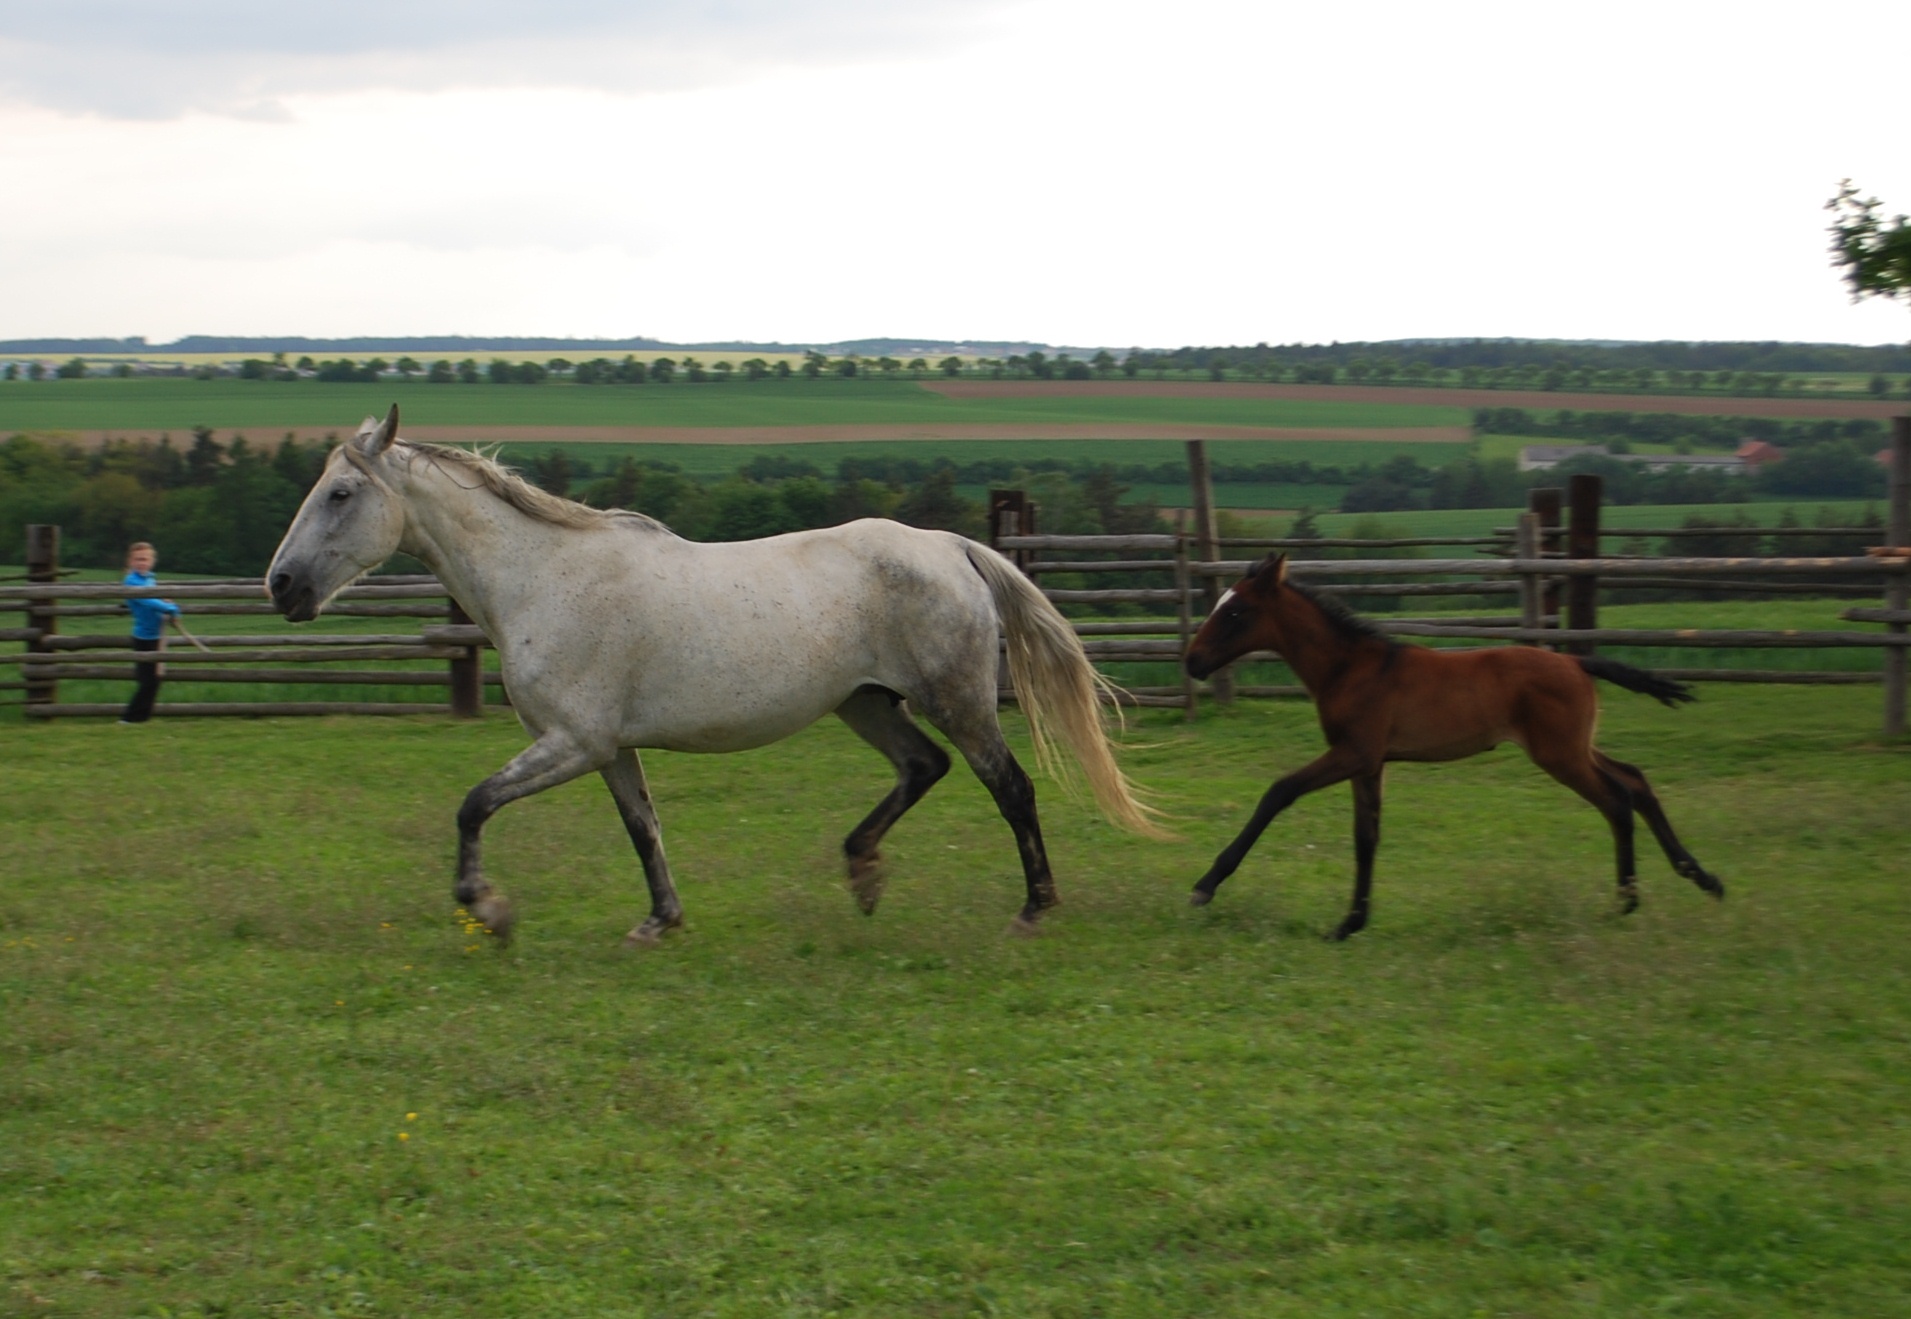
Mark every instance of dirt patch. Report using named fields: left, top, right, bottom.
left=920, top=379, right=1907, bottom=420
left=76, top=422, right=1472, bottom=447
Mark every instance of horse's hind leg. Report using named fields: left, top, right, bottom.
left=456, top=731, right=603, bottom=941
left=1331, top=768, right=1385, bottom=941
left=601, top=748, right=686, bottom=946
left=1532, top=749, right=1640, bottom=912
left=918, top=702, right=1056, bottom=930
left=1593, top=751, right=1724, bottom=900
left=834, top=686, right=952, bottom=915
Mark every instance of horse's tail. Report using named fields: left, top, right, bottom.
left=1575, top=655, right=1696, bottom=708
left=964, top=542, right=1170, bottom=838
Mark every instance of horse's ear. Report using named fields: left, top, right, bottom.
left=1254, top=552, right=1288, bottom=585
left=360, top=405, right=399, bottom=457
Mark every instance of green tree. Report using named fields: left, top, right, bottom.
left=395, top=357, right=422, bottom=377
left=56, top=358, right=87, bottom=379
left=1828, top=181, right=1911, bottom=306
left=427, top=360, right=455, bottom=383
left=939, top=355, right=964, bottom=377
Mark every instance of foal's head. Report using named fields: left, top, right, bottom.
left=268, top=407, right=408, bottom=622
left=1185, top=553, right=1294, bottom=680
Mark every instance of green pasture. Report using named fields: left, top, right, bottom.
left=1292, top=500, right=1888, bottom=541
left=0, top=378, right=1464, bottom=436
left=2, top=687, right=1908, bottom=1317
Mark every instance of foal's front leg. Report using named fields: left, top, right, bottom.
left=1331, top=768, right=1385, bottom=941
left=600, top=747, right=686, bottom=947
left=456, top=731, right=603, bottom=940
left=1191, top=746, right=1369, bottom=907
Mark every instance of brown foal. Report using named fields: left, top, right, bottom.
left=1184, top=553, right=1724, bottom=939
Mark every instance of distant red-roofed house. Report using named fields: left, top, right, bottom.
left=1878, top=447, right=1899, bottom=471
left=1736, top=440, right=1784, bottom=469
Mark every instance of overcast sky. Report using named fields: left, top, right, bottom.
left=3, top=0, right=1909, bottom=348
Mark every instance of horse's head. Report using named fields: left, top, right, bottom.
left=1185, top=552, right=1289, bottom=679
left=268, top=406, right=408, bottom=622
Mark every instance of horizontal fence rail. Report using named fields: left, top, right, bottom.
left=9, top=455, right=1911, bottom=731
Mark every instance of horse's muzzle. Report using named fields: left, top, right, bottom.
left=1184, top=650, right=1215, bottom=681
left=269, top=568, right=318, bottom=622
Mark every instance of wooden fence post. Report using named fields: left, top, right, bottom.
left=1516, top=514, right=1542, bottom=642
left=1566, top=474, right=1602, bottom=654
left=24, top=525, right=59, bottom=710
left=1186, top=439, right=1232, bottom=702
left=1174, top=512, right=1198, bottom=720
left=1886, top=417, right=1909, bottom=736
left=989, top=489, right=1034, bottom=572
left=446, top=597, right=483, bottom=719
left=1527, top=486, right=1562, bottom=644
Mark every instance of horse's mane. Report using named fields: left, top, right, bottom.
left=384, top=441, right=675, bottom=535
left=1286, top=578, right=1397, bottom=648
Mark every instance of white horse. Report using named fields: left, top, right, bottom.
left=267, top=408, right=1162, bottom=945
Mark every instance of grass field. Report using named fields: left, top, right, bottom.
left=3, top=688, right=1909, bottom=1317
left=0, top=379, right=1466, bottom=435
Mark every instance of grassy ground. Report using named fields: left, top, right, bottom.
left=2, top=688, right=1908, bottom=1317
left=0, top=379, right=1464, bottom=435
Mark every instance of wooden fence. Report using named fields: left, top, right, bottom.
left=4, top=418, right=1908, bottom=733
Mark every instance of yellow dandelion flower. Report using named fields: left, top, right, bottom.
left=406, top=1112, right=417, bottom=1122
left=398, top=1131, right=410, bottom=1141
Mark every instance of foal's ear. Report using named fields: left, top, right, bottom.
left=1254, top=552, right=1289, bottom=585
left=359, top=404, right=400, bottom=457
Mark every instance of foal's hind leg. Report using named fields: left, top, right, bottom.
left=834, top=686, right=952, bottom=915
left=1531, top=749, right=1640, bottom=913
left=601, top=748, right=686, bottom=947
left=1593, top=751, right=1725, bottom=900
left=456, top=731, right=603, bottom=941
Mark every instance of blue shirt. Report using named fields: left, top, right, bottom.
left=124, top=570, right=181, bottom=640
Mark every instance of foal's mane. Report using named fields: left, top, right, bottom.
left=1283, top=577, right=1397, bottom=649
left=373, top=440, right=675, bottom=535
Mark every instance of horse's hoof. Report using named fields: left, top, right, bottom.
left=1189, top=888, right=1214, bottom=908
left=1325, top=918, right=1364, bottom=942
left=621, top=916, right=680, bottom=949
left=1008, top=914, right=1043, bottom=938
left=471, top=895, right=515, bottom=943
left=1617, top=883, right=1640, bottom=916
left=846, top=855, right=885, bottom=916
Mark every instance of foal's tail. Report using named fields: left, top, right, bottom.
left=964, top=543, right=1170, bottom=838
left=1576, top=656, right=1697, bottom=708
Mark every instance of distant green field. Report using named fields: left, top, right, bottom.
left=0, top=378, right=1465, bottom=434
left=1279, top=500, right=1888, bottom=541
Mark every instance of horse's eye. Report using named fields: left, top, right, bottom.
left=329, top=486, right=352, bottom=502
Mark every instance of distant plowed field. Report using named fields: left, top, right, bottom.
left=923, top=379, right=1909, bottom=420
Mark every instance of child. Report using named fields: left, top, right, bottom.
left=121, top=541, right=181, bottom=724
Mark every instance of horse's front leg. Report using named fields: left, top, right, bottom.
left=456, top=731, right=604, bottom=941
left=600, top=748, right=685, bottom=947
left=1191, top=746, right=1369, bottom=907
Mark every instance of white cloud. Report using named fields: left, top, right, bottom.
left=0, top=0, right=1012, bottom=119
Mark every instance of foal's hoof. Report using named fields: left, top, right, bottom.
left=622, top=914, right=682, bottom=949
left=1617, top=883, right=1640, bottom=916
left=471, top=895, right=515, bottom=944
left=1188, top=887, right=1214, bottom=908
left=1326, top=914, right=1367, bottom=942
left=1007, top=913, right=1044, bottom=938
left=846, top=854, right=886, bottom=916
